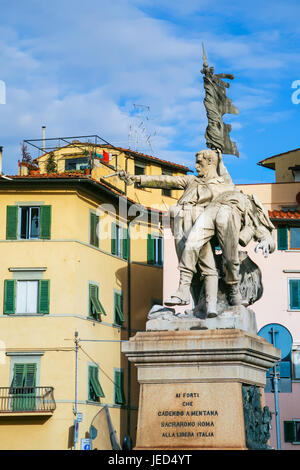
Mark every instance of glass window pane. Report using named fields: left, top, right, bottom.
left=293, top=351, right=300, bottom=379
left=30, top=207, right=40, bottom=239
left=19, top=207, right=29, bottom=239
left=296, top=422, right=300, bottom=442
left=65, top=157, right=89, bottom=171
left=134, top=164, right=145, bottom=176
left=290, top=227, right=300, bottom=249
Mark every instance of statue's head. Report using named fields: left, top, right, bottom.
left=195, top=149, right=219, bottom=177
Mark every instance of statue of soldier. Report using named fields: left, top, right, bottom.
left=118, top=148, right=240, bottom=315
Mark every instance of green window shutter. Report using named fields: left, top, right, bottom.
left=40, top=205, right=51, bottom=239
left=158, top=237, right=163, bottom=266
left=147, top=234, right=155, bottom=264
left=12, top=363, right=26, bottom=388
left=289, top=280, right=300, bottom=310
left=90, top=212, right=99, bottom=247
left=277, top=226, right=288, bottom=250
left=89, top=366, right=105, bottom=399
left=122, top=228, right=128, bottom=260
left=90, top=212, right=96, bottom=246
left=6, top=206, right=18, bottom=240
left=114, top=370, right=125, bottom=405
left=111, top=222, right=116, bottom=255
left=4, top=280, right=16, bottom=314
left=114, top=292, right=124, bottom=324
left=38, top=280, right=50, bottom=314
left=23, top=363, right=37, bottom=387
left=11, top=363, right=36, bottom=411
left=284, top=421, right=296, bottom=443
left=89, top=284, right=106, bottom=318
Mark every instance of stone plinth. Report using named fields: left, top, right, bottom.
left=122, top=329, right=280, bottom=450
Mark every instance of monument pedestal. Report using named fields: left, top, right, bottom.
left=122, top=329, right=280, bottom=450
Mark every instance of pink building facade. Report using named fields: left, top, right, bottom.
left=162, top=158, right=300, bottom=449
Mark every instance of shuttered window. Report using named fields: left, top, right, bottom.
left=122, top=228, right=128, bottom=260
left=111, top=222, right=128, bottom=260
left=147, top=235, right=163, bottom=266
left=3, top=279, right=49, bottom=315
left=3, top=280, right=16, bottom=314
left=6, top=206, right=18, bottom=240
left=11, top=363, right=37, bottom=411
left=277, top=225, right=300, bottom=250
left=284, top=420, right=300, bottom=443
left=40, top=206, right=51, bottom=239
left=114, top=292, right=124, bottom=325
left=90, top=212, right=99, bottom=247
left=289, top=279, right=300, bottom=310
left=111, top=222, right=117, bottom=255
left=6, top=205, right=51, bottom=240
left=89, top=284, right=106, bottom=320
left=88, top=365, right=105, bottom=401
left=38, top=280, right=50, bottom=314
left=277, top=226, right=288, bottom=250
left=114, top=369, right=125, bottom=405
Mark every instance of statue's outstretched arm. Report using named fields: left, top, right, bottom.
left=118, top=171, right=190, bottom=190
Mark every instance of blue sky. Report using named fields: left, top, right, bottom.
left=0, top=0, right=300, bottom=182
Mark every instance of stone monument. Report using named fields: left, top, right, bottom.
left=120, top=45, right=281, bottom=450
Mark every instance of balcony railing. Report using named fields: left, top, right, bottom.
left=0, top=387, right=56, bottom=413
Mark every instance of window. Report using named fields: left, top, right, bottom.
left=19, top=207, right=40, bottom=239
left=89, top=284, right=106, bottom=320
left=88, top=365, right=105, bottom=402
left=147, top=234, right=163, bottom=266
left=90, top=211, right=99, bottom=247
left=10, top=363, right=37, bottom=411
left=293, top=350, right=300, bottom=379
left=284, top=420, right=300, bottom=444
left=114, top=369, right=125, bottom=405
left=161, top=169, right=173, bottom=197
left=65, top=157, right=89, bottom=171
left=114, top=291, right=124, bottom=326
left=289, top=279, right=300, bottom=310
left=134, top=163, right=145, bottom=188
left=111, top=222, right=128, bottom=260
left=4, top=279, right=50, bottom=315
left=277, top=225, right=300, bottom=250
left=6, top=205, right=51, bottom=240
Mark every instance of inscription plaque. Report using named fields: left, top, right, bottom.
left=136, top=382, right=246, bottom=449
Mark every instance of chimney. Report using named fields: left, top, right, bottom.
left=42, top=126, right=46, bottom=154
left=0, top=146, right=3, bottom=174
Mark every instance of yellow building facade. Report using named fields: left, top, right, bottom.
left=0, top=142, right=190, bottom=450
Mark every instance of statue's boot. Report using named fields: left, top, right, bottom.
left=227, top=283, right=242, bottom=306
left=205, top=275, right=218, bottom=318
left=164, top=270, right=193, bottom=306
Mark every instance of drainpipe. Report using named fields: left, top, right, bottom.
left=126, top=219, right=131, bottom=439
left=74, top=331, right=79, bottom=450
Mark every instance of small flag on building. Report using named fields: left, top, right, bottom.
left=102, top=150, right=109, bottom=162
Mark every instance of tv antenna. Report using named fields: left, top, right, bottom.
left=128, top=104, right=156, bottom=153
